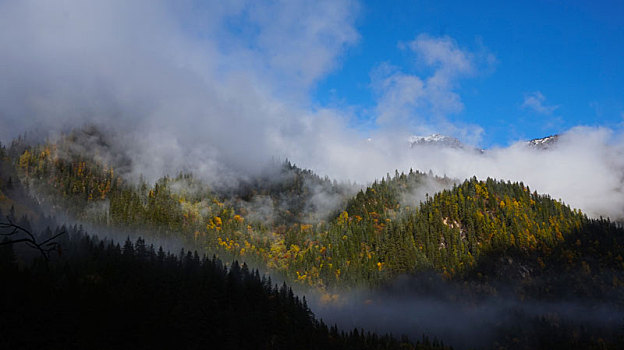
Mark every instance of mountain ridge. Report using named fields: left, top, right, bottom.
left=408, top=133, right=561, bottom=151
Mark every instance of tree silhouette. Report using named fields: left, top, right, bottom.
left=0, top=219, right=64, bottom=260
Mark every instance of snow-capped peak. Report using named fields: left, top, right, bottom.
left=526, top=135, right=559, bottom=149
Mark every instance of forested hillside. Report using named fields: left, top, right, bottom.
left=0, top=220, right=448, bottom=349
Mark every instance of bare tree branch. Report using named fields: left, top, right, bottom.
left=0, top=219, right=65, bottom=260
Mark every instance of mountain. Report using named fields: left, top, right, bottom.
left=9, top=130, right=623, bottom=289
left=409, top=133, right=562, bottom=152
left=408, top=134, right=487, bottom=153
left=5, top=128, right=624, bottom=349
left=526, top=134, right=560, bottom=149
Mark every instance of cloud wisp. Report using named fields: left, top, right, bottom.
left=522, top=91, right=560, bottom=115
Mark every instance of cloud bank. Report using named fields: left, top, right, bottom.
left=1, top=0, right=624, bottom=220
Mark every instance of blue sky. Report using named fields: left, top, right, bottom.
left=313, top=0, right=624, bottom=147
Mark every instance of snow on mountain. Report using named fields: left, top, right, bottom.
left=406, top=133, right=560, bottom=153
left=525, top=135, right=559, bottom=149
left=407, top=134, right=486, bottom=154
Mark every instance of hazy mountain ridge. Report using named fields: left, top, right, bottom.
left=408, top=134, right=464, bottom=149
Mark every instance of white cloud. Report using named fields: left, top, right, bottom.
left=244, top=0, right=360, bottom=92
left=522, top=91, right=559, bottom=115
left=409, top=34, right=475, bottom=78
